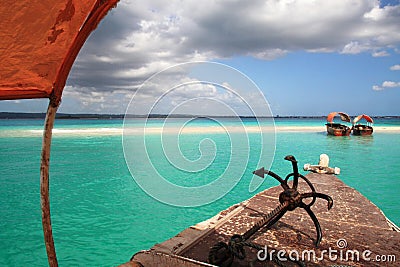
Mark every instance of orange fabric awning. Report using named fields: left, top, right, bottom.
left=353, top=114, right=374, bottom=124
left=0, top=0, right=118, bottom=104
left=326, top=112, right=351, bottom=123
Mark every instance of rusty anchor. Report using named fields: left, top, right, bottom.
left=208, top=155, right=333, bottom=266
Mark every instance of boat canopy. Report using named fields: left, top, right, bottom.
left=0, top=0, right=118, bottom=104
left=326, top=112, right=351, bottom=123
left=0, top=2, right=119, bottom=266
left=353, top=114, right=374, bottom=124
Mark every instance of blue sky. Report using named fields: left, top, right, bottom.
left=219, top=51, right=400, bottom=115
left=1, top=0, right=399, bottom=116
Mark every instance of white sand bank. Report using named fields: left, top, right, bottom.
left=1, top=125, right=399, bottom=137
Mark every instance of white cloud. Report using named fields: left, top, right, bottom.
left=372, top=81, right=400, bottom=91
left=372, top=85, right=383, bottom=91
left=390, top=64, right=400, bottom=70
left=251, top=49, right=288, bottom=60
left=123, top=71, right=266, bottom=116
left=382, top=81, right=400, bottom=88
left=61, top=0, right=400, bottom=112
left=372, top=50, right=390, bottom=57
left=341, top=41, right=371, bottom=54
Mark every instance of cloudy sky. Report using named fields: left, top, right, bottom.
left=1, top=0, right=400, bottom=115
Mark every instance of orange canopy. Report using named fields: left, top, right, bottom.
left=353, top=114, right=374, bottom=124
left=0, top=0, right=118, bottom=104
left=326, top=112, right=351, bottom=123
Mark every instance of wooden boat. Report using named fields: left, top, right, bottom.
left=325, top=112, right=351, bottom=136
left=126, top=158, right=400, bottom=267
left=352, top=114, right=374, bottom=136
left=1, top=3, right=395, bottom=267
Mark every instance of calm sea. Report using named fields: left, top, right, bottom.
left=0, top=117, right=399, bottom=266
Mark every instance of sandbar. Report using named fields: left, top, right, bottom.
left=1, top=125, right=399, bottom=137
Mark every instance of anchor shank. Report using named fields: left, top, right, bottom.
left=242, top=201, right=289, bottom=240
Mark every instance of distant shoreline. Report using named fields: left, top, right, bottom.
left=1, top=125, right=399, bottom=138
left=1, top=112, right=399, bottom=120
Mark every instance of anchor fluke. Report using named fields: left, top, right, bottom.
left=284, top=155, right=297, bottom=163
left=253, top=167, right=265, bottom=178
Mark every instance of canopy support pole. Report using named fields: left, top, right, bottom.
left=40, top=99, right=59, bottom=267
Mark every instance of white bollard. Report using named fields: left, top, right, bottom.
left=303, top=154, right=340, bottom=175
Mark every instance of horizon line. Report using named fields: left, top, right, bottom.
left=0, top=112, right=400, bottom=119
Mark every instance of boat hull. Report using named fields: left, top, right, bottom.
left=326, top=123, right=351, bottom=136
left=352, top=124, right=373, bottom=136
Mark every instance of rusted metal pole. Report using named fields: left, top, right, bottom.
left=40, top=100, right=59, bottom=267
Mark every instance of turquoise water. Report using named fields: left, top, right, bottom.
left=0, top=118, right=399, bottom=266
